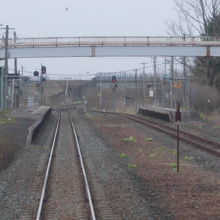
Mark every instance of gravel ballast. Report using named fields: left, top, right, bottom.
left=0, top=113, right=57, bottom=219
left=71, top=111, right=156, bottom=219
left=1, top=107, right=220, bottom=219
left=82, top=111, right=220, bottom=219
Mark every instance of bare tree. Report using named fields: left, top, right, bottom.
left=168, top=0, right=220, bottom=91
left=168, top=0, right=220, bottom=36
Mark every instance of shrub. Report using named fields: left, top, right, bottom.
left=119, top=153, right=128, bottom=159
left=128, top=164, right=137, bottom=169
left=122, top=136, right=137, bottom=143
left=145, top=137, right=153, bottom=142
left=0, top=138, right=16, bottom=170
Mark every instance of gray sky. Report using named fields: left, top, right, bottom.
left=0, top=0, right=177, bottom=79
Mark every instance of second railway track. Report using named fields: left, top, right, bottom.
left=122, top=114, right=220, bottom=157
left=36, top=111, right=96, bottom=220
left=86, top=109, right=220, bottom=157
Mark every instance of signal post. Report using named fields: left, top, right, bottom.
left=112, top=75, right=117, bottom=112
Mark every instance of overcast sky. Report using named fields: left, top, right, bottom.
left=0, top=0, right=177, bottom=79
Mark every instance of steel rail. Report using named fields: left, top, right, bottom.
left=120, top=114, right=220, bottom=157
left=122, top=114, right=220, bottom=148
left=67, top=111, right=97, bottom=220
left=85, top=109, right=220, bottom=157
left=36, top=112, right=61, bottom=220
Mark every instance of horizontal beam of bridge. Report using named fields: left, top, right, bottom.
left=1, top=36, right=220, bottom=58
left=0, top=46, right=218, bottom=58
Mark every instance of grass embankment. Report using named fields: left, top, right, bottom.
left=0, top=111, right=17, bottom=171
left=0, top=139, right=16, bottom=170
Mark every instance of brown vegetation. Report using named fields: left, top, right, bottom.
left=0, top=138, right=17, bottom=170
left=190, top=82, right=220, bottom=112
left=87, top=113, right=220, bottom=219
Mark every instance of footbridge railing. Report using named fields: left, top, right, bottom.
left=1, top=36, right=220, bottom=48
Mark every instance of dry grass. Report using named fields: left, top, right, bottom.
left=0, top=138, right=17, bottom=170
left=87, top=114, right=220, bottom=219
left=0, top=112, right=18, bottom=170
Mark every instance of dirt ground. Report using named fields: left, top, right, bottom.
left=84, top=111, right=220, bottom=219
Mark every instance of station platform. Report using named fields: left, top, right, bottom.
left=11, top=106, right=51, bottom=121
left=138, top=106, right=199, bottom=122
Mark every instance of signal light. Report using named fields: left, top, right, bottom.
left=41, top=66, right=46, bottom=74
left=34, top=71, right=39, bottom=76
left=112, top=75, right=116, bottom=83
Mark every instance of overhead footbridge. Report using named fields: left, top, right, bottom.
left=1, top=36, right=220, bottom=58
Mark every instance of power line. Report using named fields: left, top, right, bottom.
left=97, top=62, right=167, bottom=75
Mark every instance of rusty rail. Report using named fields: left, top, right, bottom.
left=85, top=109, right=220, bottom=157
left=122, top=114, right=220, bottom=157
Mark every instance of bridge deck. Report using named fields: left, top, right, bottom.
left=1, top=36, right=220, bottom=58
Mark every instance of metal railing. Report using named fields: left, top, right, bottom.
left=1, top=36, right=220, bottom=48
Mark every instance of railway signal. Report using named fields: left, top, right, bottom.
left=39, top=65, right=47, bottom=105
left=175, top=103, right=182, bottom=122
left=112, top=75, right=116, bottom=83
left=112, top=75, right=117, bottom=112
left=175, top=103, right=181, bottom=173
left=34, top=71, right=39, bottom=76
left=41, top=65, right=46, bottom=74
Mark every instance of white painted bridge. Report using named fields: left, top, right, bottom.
left=2, top=36, right=220, bottom=58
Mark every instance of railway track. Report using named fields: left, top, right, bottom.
left=86, top=109, right=220, bottom=157
left=36, top=111, right=96, bottom=220
left=121, top=114, right=220, bottom=157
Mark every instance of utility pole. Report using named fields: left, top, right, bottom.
left=4, top=25, right=9, bottom=109
left=40, top=64, right=43, bottom=105
left=0, top=25, right=15, bottom=110
left=4, top=25, right=9, bottom=77
left=13, top=32, right=18, bottom=108
left=135, top=69, right=138, bottom=111
left=112, top=76, right=116, bottom=112
left=14, top=32, right=17, bottom=74
left=21, top=65, right=23, bottom=75
left=153, top=57, right=157, bottom=106
left=171, top=56, right=174, bottom=108
left=165, top=57, right=167, bottom=75
left=140, top=62, right=146, bottom=107
left=183, top=57, right=190, bottom=112
left=0, top=24, right=3, bottom=110
left=182, top=34, right=189, bottom=112
left=65, top=77, right=69, bottom=97
left=99, top=73, right=102, bottom=109
left=162, top=57, right=167, bottom=107
left=0, top=67, right=3, bottom=111
left=183, top=56, right=187, bottom=108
